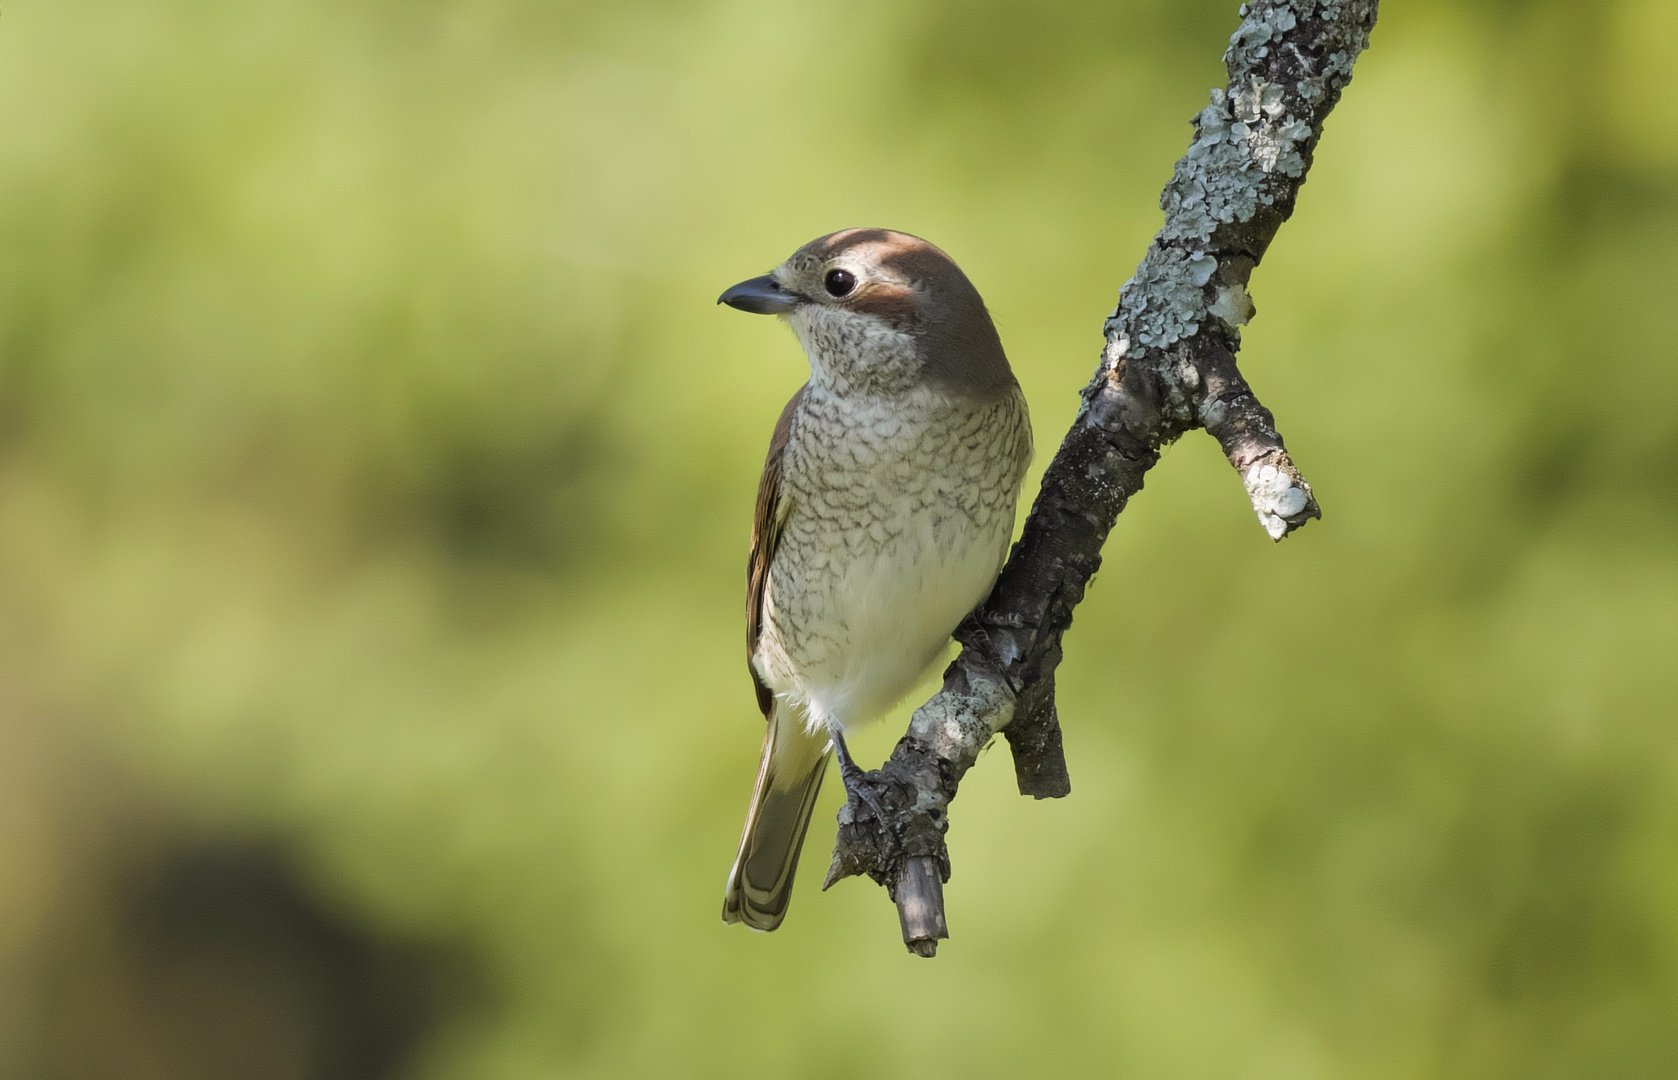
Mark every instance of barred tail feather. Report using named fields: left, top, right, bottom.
left=723, top=706, right=831, bottom=931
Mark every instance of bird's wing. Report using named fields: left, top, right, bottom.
left=747, top=384, right=806, bottom=719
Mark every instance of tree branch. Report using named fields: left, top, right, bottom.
left=823, top=0, right=1378, bottom=955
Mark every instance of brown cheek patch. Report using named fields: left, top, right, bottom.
left=879, top=246, right=1018, bottom=401
left=846, top=283, right=921, bottom=332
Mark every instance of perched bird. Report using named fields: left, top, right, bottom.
left=717, top=229, right=1033, bottom=930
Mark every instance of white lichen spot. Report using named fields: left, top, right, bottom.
left=1209, top=281, right=1255, bottom=326
left=1175, top=354, right=1200, bottom=390
left=1245, top=461, right=1308, bottom=534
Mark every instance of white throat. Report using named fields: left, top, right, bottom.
left=788, top=306, right=921, bottom=398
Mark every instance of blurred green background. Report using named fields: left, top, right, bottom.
left=2, top=0, right=1676, bottom=1076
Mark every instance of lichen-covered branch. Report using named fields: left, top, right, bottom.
left=824, top=0, right=1378, bottom=955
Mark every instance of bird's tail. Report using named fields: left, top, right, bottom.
left=723, top=704, right=832, bottom=931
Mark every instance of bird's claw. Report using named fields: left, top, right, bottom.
left=832, top=731, right=890, bottom=824
left=840, top=761, right=890, bottom=824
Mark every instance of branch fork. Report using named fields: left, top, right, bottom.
left=825, top=0, right=1378, bottom=955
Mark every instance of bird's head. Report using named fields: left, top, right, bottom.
left=719, top=229, right=1015, bottom=399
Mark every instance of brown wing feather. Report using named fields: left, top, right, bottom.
left=747, top=385, right=806, bottom=718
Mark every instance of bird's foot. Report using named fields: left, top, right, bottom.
left=831, top=732, right=889, bottom=824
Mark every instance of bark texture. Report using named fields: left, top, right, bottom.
left=823, top=0, right=1380, bottom=955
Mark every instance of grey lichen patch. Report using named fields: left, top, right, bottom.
left=1228, top=0, right=1375, bottom=82
left=1161, top=89, right=1272, bottom=241
left=1106, top=245, right=1218, bottom=350
left=1245, top=462, right=1309, bottom=538
left=1226, top=4, right=1296, bottom=66
left=1105, top=1, right=1375, bottom=356
left=907, top=666, right=1015, bottom=765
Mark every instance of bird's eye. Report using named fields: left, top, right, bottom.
left=824, top=268, right=857, bottom=298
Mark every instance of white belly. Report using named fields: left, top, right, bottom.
left=775, top=505, right=1007, bottom=733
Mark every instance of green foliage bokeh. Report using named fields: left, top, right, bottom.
left=1, top=0, right=1676, bottom=1076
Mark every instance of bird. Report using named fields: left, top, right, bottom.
left=716, top=228, right=1033, bottom=931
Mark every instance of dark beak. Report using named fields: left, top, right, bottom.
left=718, top=274, right=803, bottom=315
